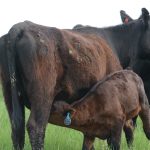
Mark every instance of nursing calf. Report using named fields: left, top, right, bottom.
left=52, top=70, right=150, bottom=150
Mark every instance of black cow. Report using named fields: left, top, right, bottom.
left=119, top=8, right=150, bottom=124
left=73, top=8, right=150, bottom=106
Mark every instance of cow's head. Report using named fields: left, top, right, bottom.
left=120, top=8, right=150, bottom=59
left=139, top=8, right=150, bottom=58
left=120, top=8, right=149, bottom=25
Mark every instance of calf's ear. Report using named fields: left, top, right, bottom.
left=68, top=108, right=76, bottom=118
left=141, top=8, right=149, bottom=29
left=120, top=10, right=133, bottom=24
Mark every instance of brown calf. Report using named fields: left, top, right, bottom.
left=52, top=70, right=150, bottom=150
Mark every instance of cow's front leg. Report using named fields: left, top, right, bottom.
left=82, top=134, right=95, bottom=150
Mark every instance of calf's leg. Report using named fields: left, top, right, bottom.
left=82, top=134, right=95, bottom=150
left=132, top=115, right=138, bottom=127
left=123, top=120, right=134, bottom=147
left=107, top=120, right=123, bottom=150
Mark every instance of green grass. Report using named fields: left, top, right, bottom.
left=0, top=87, right=150, bottom=150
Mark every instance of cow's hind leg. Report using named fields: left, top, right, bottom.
left=27, top=96, right=53, bottom=150
left=26, top=81, right=55, bottom=150
left=82, top=134, right=95, bottom=150
left=1, top=80, right=25, bottom=150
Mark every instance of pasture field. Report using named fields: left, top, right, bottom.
left=0, top=87, right=150, bottom=150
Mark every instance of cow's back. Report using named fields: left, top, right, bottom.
left=92, top=70, right=142, bottom=115
left=5, top=21, right=122, bottom=105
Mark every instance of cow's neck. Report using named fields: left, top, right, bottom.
left=101, top=21, right=143, bottom=68
left=74, top=21, right=143, bottom=68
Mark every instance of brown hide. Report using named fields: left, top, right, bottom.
left=53, top=30, right=122, bottom=102
left=52, top=70, right=150, bottom=146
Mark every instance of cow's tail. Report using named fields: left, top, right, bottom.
left=7, top=27, right=25, bottom=147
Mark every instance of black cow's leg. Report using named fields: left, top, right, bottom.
left=82, top=134, right=95, bottom=150
left=26, top=95, right=53, bottom=150
left=1, top=80, right=25, bottom=150
left=138, top=80, right=150, bottom=139
left=107, top=120, right=123, bottom=150
left=139, top=104, right=150, bottom=140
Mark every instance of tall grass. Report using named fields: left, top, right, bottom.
left=0, top=87, right=150, bottom=150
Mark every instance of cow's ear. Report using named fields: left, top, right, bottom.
left=120, top=10, right=133, bottom=24
left=141, top=8, right=149, bottom=29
